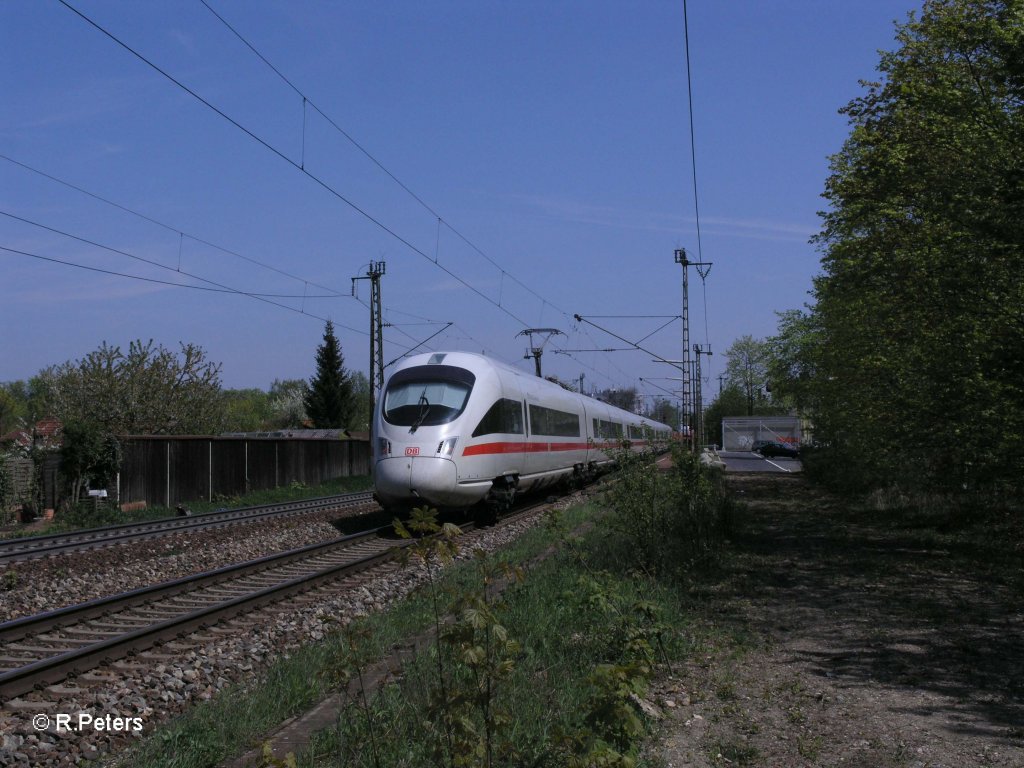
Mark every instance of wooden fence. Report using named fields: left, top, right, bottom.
left=117, top=436, right=371, bottom=508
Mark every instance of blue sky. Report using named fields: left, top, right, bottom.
left=1, top=0, right=920, bottom=400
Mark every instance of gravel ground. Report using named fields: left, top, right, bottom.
left=646, top=474, right=1024, bottom=768
left=0, top=506, right=378, bottom=623
left=0, top=499, right=562, bottom=767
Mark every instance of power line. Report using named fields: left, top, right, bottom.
left=198, top=0, right=569, bottom=319
left=0, top=209, right=375, bottom=330
left=682, top=0, right=703, bottom=264
left=5, top=151, right=462, bottom=357
left=1, top=153, right=346, bottom=299
left=57, top=0, right=544, bottom=334
left=0, top=244, right=338, bottom=301
left=198, top=0, right=614, bottom=381
left=682, top=0, right=713, bottom=357
left=57, top=0, right=641, bottom=388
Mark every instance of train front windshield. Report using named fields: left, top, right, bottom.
left=383, top=365, right=475, bottom=428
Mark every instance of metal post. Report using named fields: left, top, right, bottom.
left=352, top=261, right=386, bottom=427
left=675, top=249, right=712, bottom=451
left=516, top=328, right=564, bottom=377
left=674, top=249, right=692, bottom=447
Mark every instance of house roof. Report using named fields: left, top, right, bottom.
left=0, top=417, right=63, bottom=449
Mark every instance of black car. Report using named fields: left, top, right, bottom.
left=753, top=441, right=800, bottom=458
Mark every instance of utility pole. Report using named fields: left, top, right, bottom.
left=516, top=328, right=564, bottom=377
left=351, top=261, right=386, bottom=426
left=693, top=343, right=712, bottom=448
left=578, top=372, right=585, bottom=395
left=674, top=248, right=712, bottom=450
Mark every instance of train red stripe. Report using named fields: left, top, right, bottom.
left=461, top=440, right=647, bottom=456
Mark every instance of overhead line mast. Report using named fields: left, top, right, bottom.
left=675, top=248, right=711, bottom=449
left=352, top=261, right=386, bottom=426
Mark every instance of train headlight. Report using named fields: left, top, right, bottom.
left=377, top=438, right=391, bottom=457
left=437, top=437, right=459, bottom=457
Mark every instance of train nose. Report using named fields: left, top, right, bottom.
left=374, top=455, right=458, bottom=507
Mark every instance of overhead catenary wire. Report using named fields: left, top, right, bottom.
left=0, top=244, right=341, bottom=303
left=7, top=155, right=461, bottom=347
left=196, top=0, right=618, bottom=379
left=56, top=0, right=643, bottom=391
left=682, top=0, right=713, bottom=359
left=57, top=0, right=540, bottom=333
left=0, top=153, right=345, bottom=299
left=0, top=209, right=372, bottom=333
left=198, top=0, right=567, bottom=319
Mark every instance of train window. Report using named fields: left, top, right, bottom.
left=529, top=404, right=580, bottom=437
left=592, top=418, right=621, bottom=440
left=628, top=424, right=644, bottom=440
left=383, top=365, right=475, bottom=428
left=472, top=399, right=524, bottom=437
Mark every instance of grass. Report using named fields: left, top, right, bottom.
left=112, top=497, right=717, bottom=768
left=111, top=503, right=595, bottom=768
left=0, top=475, right=373, bottom=540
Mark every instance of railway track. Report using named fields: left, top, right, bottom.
left=0, top=500, right=548, bottom=703
left=0, top=524, right=396, bottom=701
left=0, top=491, right=376, bottom=564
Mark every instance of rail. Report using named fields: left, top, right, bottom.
left=0, top=491, right=377, bottom=564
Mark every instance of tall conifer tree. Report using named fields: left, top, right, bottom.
left=304, top=320, right=352, bottom=428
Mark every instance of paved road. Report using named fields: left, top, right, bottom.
left=720, top=450, right=802, bottom=473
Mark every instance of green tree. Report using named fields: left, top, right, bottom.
left=268, top=378, right=308, bottom=428
left=348, top=371, right=372, bottom=433
left=723, top=336, right=772, bottom=416
left=0, top=388, right=19, bottom=436
left=60, top=420, right=121, bottom=506
left=0, top=378, right=50, bottom=434
left=304, top=320, right=352, bottom=428
left=597, top=387, right=638, bottom=413
left=765, top=309, right=822, bottom=414
left=703, top=384, right=750, bottom=448
left=44, top=340, right=224, bottom=435
left=808, top=0, right=1023, bottom=493
left=221, top=388, right=274, bottom=432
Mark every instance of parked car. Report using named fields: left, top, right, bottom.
left=753, top=441, right=800, bottom=458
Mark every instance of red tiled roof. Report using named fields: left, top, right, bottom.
left=0, top=418, right=63, bottom=448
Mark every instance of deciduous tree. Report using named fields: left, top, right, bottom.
left=44, top=340, right=224, bottom=435
left=723, top=336, right=771, bottom=416
left=804, top=0, right=1023, bottom=492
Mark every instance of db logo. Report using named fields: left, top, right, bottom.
left=404, top=446, right=420, bottom=456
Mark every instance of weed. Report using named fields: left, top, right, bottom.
left=712, top=739, right=760, bottom=765
left=796, top=733, right=823, bottom=760
left=714, top=678, right=738, bottom=701
left=1, top=569, right=17, bottom=591
left=600, top=445, right=731, bottom=580
left=257, top=742, right=296, bottom=768
left=786, top=704, right=806, bottom=725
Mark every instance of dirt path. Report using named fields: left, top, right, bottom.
left=648, top=473, right=1024, bottom=767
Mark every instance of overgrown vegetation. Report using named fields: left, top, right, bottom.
left=601, top=445, right=733, bottom=578
left=114, top=450, right=730, bottom=768
left=768, top=0, right=1023, bottom=497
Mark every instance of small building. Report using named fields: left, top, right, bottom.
left=721, top=416, right=802, bottom=452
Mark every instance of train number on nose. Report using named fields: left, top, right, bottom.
left=405, top=446, right=420, bottom=456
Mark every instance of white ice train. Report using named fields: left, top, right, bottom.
left=372, top=351, right=672, bottom=515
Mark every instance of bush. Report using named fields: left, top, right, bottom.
left=600, top=445, right=732, bottom=578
